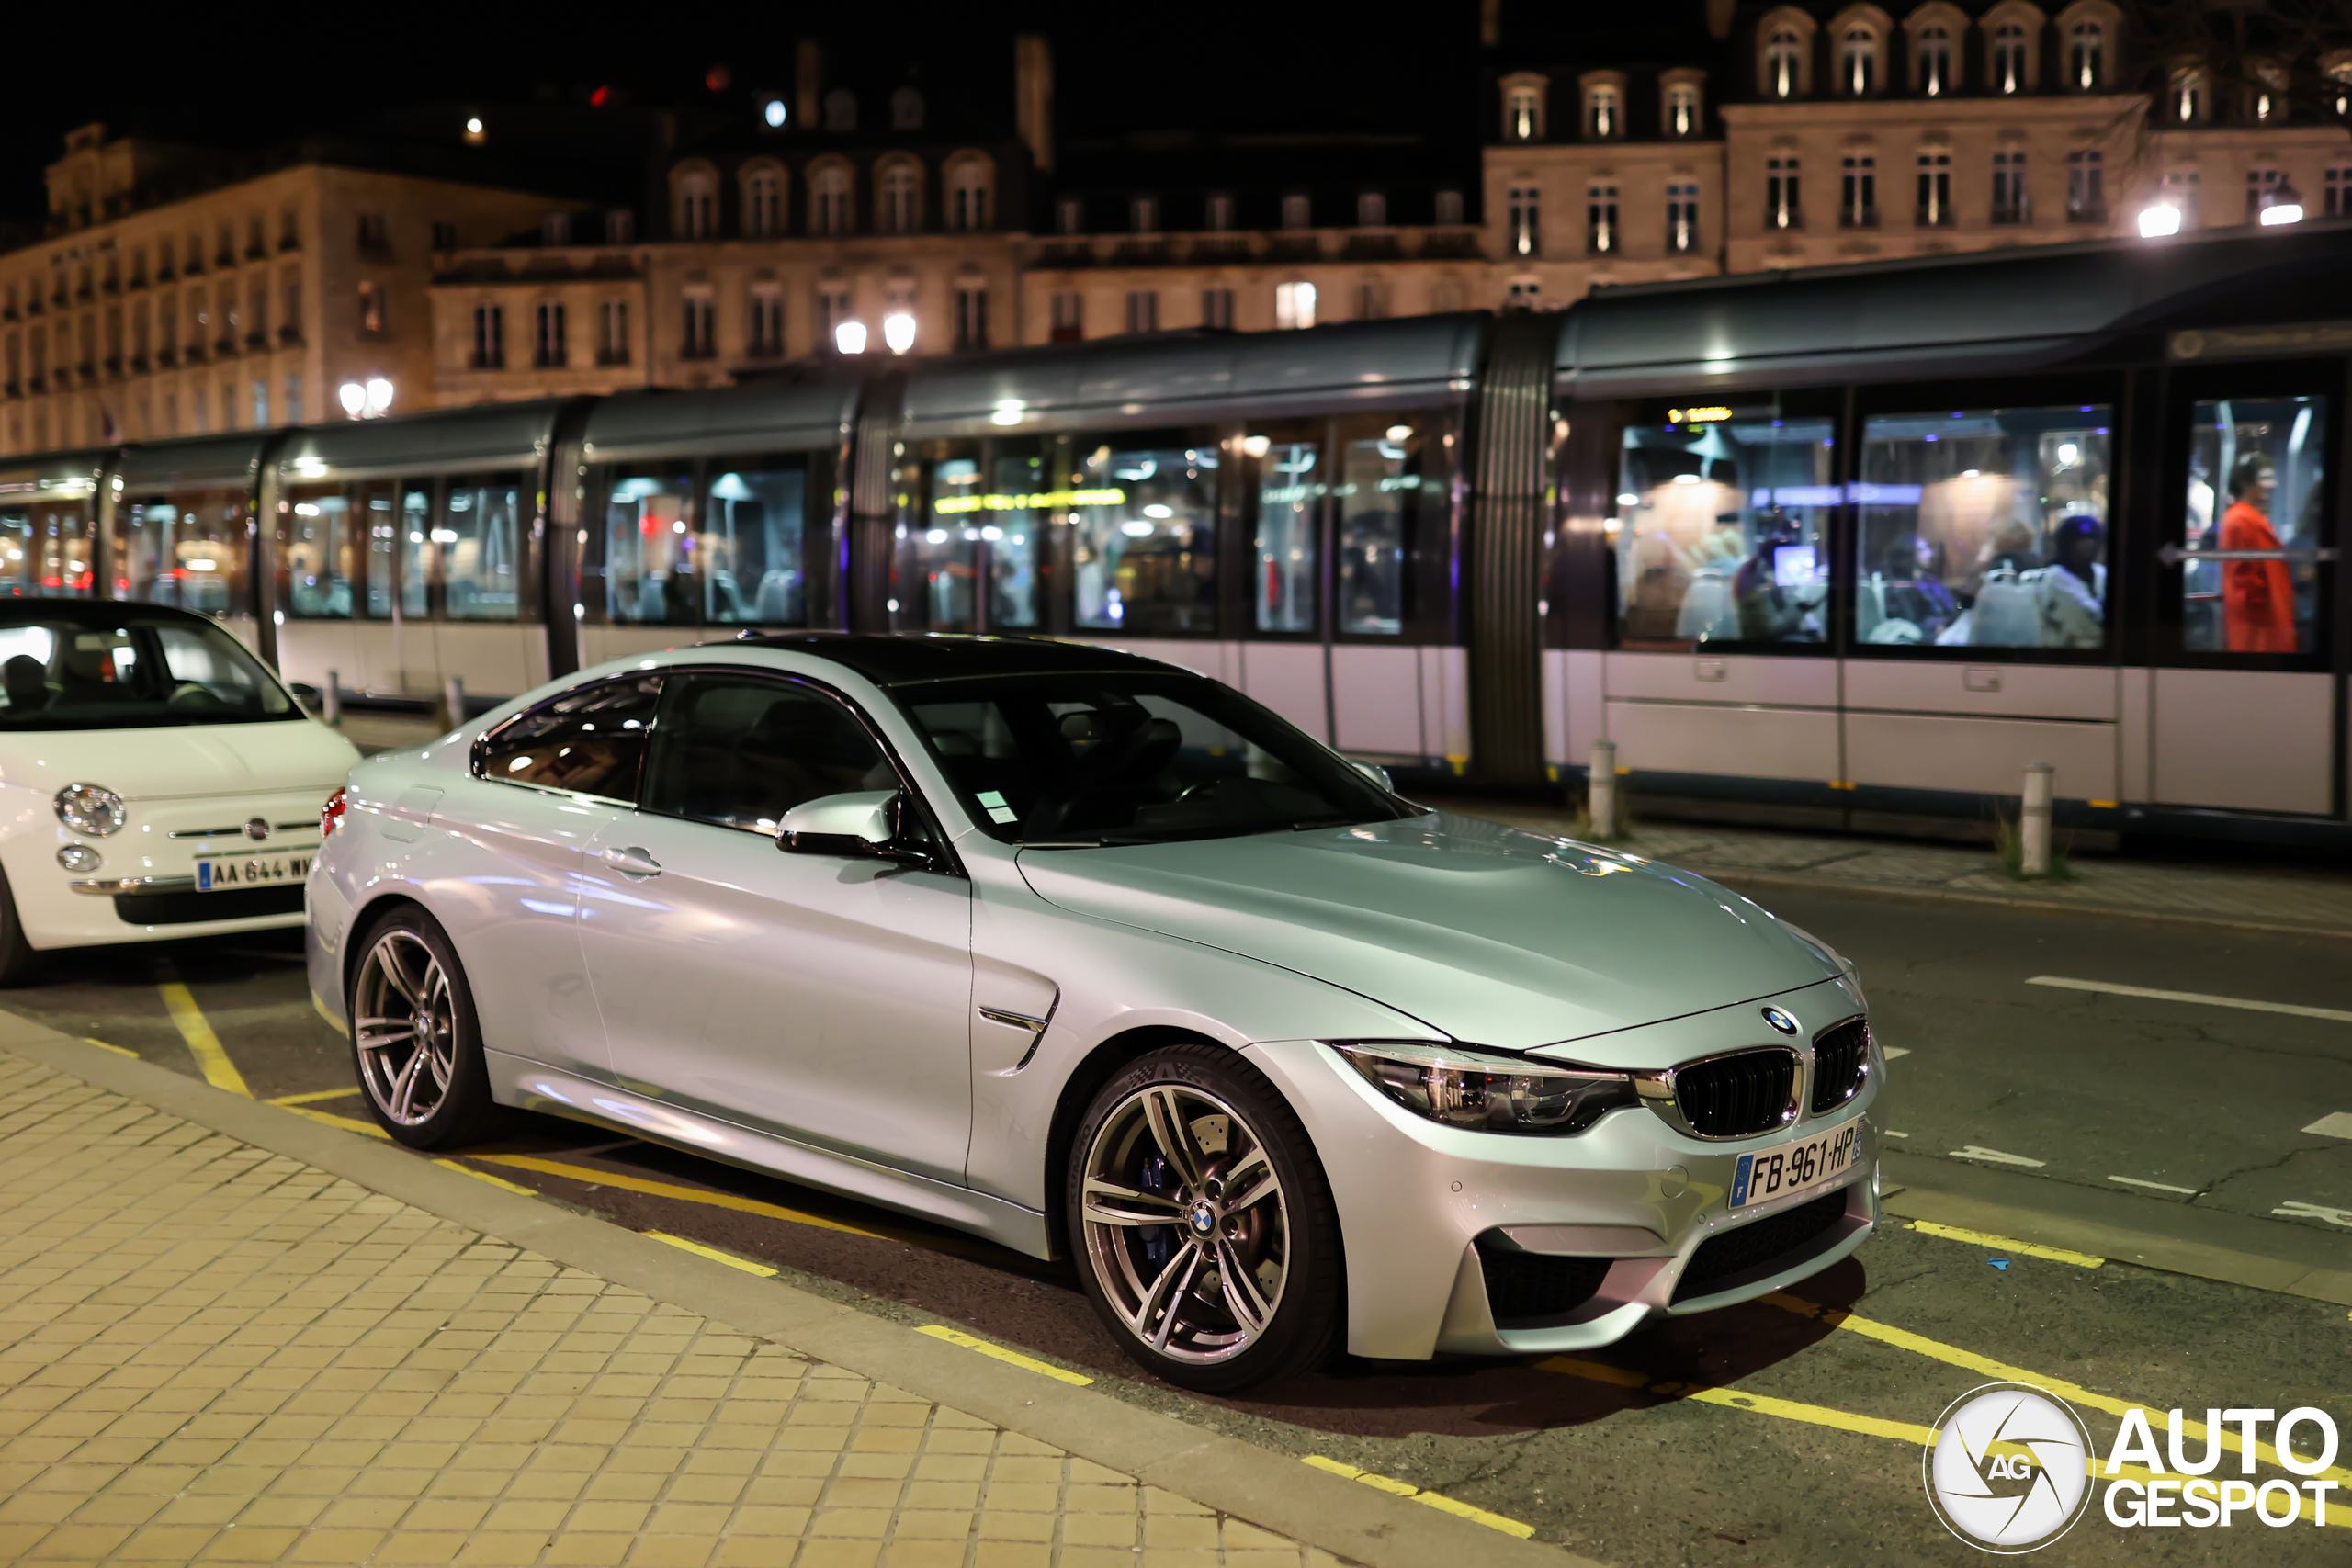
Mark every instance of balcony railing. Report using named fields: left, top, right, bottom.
left=1839, top=207, right=1880, bottom=229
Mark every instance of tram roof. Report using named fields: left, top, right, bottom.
left=276, top=400, right=569, bottom=481
left=1555, top=221, right=2352, bottom=397
left=899, top=313, right=1487, bottom=438
left=580, top=376, right=862, bottom=463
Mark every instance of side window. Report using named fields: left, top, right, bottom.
left=641, top=675, right=898, bottom=833
left=473, top=675, right=662, bottom=801
left=2183, top=395, right=2329, bottom=655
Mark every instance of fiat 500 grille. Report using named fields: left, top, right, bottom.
left=1810, top=1019, right=1871, bottom=1113
left=1674, top=1048, right=1796, bottom=1137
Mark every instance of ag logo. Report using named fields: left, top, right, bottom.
left=1924, top=1382, right=2095, bottom=1553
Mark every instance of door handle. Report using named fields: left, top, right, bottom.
left=601, top=845, right=662, bottom=877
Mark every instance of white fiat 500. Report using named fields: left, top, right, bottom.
left=308, top=634, right=1881, bottom=1391
left=0, top=601, right=359, bottom=982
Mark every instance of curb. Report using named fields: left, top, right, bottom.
left=0, top=1012, right=1597, bottom=1568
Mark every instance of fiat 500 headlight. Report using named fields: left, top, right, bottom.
left=1331, top=1041, right=1637, bottom=1134
left=54, top=783, right=126, bottom=837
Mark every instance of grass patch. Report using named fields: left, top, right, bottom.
left=1992, top=810, right=2075, bottom=881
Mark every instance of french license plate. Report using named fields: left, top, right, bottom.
left=1729, top=1119, right=1863, bottom=1210
left=194, top=852, right=311, bottom=891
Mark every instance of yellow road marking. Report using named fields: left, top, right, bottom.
left=157, top=976, right=251, bottom=1097
left=312, top=991, right=349, bottom=1036
left=432, top=1158, right=538, bottom=1196
left=477, top=1154, right=894, bottom=1239
left=82, top=1037, right=137, bottom=1058
left=647, top=1231, right=778, bottom=1276
left=281, top=1104, right=389, bottom=1140
left=1301, top=1455, right=1535, bottom=1538
left=915, top=1324, right=1094, bottom=1386
left=267, top=1087, right=363, bottom=1107
left=1908, top=1220, right=2105, bottom=1269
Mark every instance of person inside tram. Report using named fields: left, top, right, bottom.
left=1732, top=512, right=1810, bottom=641
left=1880, top=534, right=1958, bottom=642
left=2221, top=455, right=2296, bottom=652
left=2037, top=514, right=2106, bottom=649
left=0, top=655, right=47, bottom=716
left=1621, top=524, right=1691, bottom=641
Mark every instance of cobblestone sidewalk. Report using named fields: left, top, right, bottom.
left=0, top=1054, right=1344, bottom=1568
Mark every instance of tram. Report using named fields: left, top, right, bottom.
left=3, top=220, right=2346, bottom=842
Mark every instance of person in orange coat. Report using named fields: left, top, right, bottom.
left=2220, top=456, right=2298, bottom=652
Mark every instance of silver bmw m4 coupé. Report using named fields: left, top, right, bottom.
left=308, top=635, right=1882, bottom=1391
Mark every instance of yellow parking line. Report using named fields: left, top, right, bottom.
left=477, top=1154, right=894, bottom=1240
left=280, top=1103, right=389, bottom=1140
left=432, top=1158, right=538, bottom=1196
left=1908, top=1220, right=2104, bottom=1268
left=157, top=976, right=251, bottom=1097
left=82, top=1037, right=137, bottom=1058
left=268, top=1088, right=362, bottom=1107
left=1301, top=1456, right=1535, bottom=1539
left=647, top=1232, right=778, bottom=1276
left=312, top=992, right=349, bottom=1036
left=915, top=1325, right=1093, bottom=1386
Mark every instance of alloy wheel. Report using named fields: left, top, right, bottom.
left=353, top=929, right=459, bottom=1126
left=1080, top=1082, right=1291, bottom=1365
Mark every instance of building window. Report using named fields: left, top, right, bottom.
left=2164, top=167, right=2202, bottom=227
left=824, top=88, right=857, bottom=130
left=2069, top=21, right=2104, bottom=91
left=356, top=213, right=388, bottom=253
left=1666, top=81, right=1701, bottom=137
left=2066, top=150, right=2106, bottom=222
left=1587, top=183, right=1619, bottom=254
left=812, top=167, right=853, bottom=236
left=284, top=375, right=301, bottom=423
left=948, top=163, right=991, bottom=232
left=470, top=304, right=503, bottom=369
left=1131, top=195, right=1159, bottom=233
left=745, top=168, right=782, bottom=237
left=1434, top=188, right=1464, bottom=226
left=358, top=281, right=385, bottom=335
left=1506, top=276, right=1541, bottom=310
left=1765, top=28, right=1803, bottom=98
left=1505, top=84, right=1544, bottom=141
left=819, top=285, right=854, bottom=348
left=1357, top=281, right=1388, bottom=320
left=2173, top=67, right=2205, bottom=122
left=1125, top=290, right=1159, bottom=333
left=878, top=164, right=920, bottom=235
left=954, top=286, right=988, bottom=351
left=1992, top=150, right=2030, bottom=224
left=749, top=288, right=784, bottom=357
left=1509, top=184, right=1541, bottom=255
left=2330, top=60, right=2352, bottom=118
left=1768, top=156, right=1802, bottom=229
left=1049, top=290, right=1083, bottom=342
left=1841, top=155, right=1877, bottom=227
left=675, top=171, right=716, bottom=239
left=609, top=209, right=636, bottom=244
left=1916, top=151, right=1951, bottom=227
left=1201, top=288, right=1234, bottom=328
left=598, top=298, right=630, bottom=365
left=1282, top=193, right=1312, bottom=230
left=534, top=301, right=567, bottom=367
left=1205, top=192, right=1236, bottom=231
left=432, top=220, right=458, bottom=250
left=681, top=293, right=715, bottom=359
left=890, top=86, right=923, bottom=130
left=253, top=379, right=268, bottom=426
left=1587, top=83, right=1622, bottom=139
left=1356, top=191, right=1387, bottom=228
left=1057, top=197, right=1084, bottom=235
left=2255, top=63, right=2287, bottom=122
left=1917, top=25, right=1951, bottom=96
left=1667, top=181, right=1700, bottom=253
left=1274, top=280, right=1316, bottom=331
left=1992, top=23, right=2028, bottom=94
left=2246, top=167, right=2285, bottom=221
left=2327, top=166, right=2352, bottom=218
left=1841, top=27, right=1878, bottom=96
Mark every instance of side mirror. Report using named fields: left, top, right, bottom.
left=778, top=789, right=935, bottom=868
left=1351, top=760, right=1395, bottom=794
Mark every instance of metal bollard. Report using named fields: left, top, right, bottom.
left=2020, top=761, right=2053, bottom=877
left=321, top=671, right=341, bottom=726
left=443, top=675, right=467, bottom=731
left=1589, top=739, right=1619, bottom=840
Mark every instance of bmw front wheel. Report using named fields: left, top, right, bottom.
left=1068, top=1043, right=1340, bottom=1392
left=349, top=908, right=505, bottom=1149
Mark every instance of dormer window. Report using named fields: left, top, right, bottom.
left=2255, top=62, right=2287, bottom=121
left=1204, top=192, right=1235, bottom=231
left=890, top=87, right=924, bottom=130
left=1130, top=195, right=1159, bottom=234
left=1917, top=25, right=1951, bottom=96
left=1992, top=23, right=2027, bottom=95
left=2070, top=21, right=2104, bottom=90
left=1356, top=190, right=1386, bottom=227
left=1586, top=82, right=1622, bottom=140
left=1765, top=28, right=1804, bottom=98
left=2173, top=65, right=2205, bottom=122
left=1504, top=83, right=1544, bottom=141
left=1841, top=26, right=1879, bottom=96
left=1666, top=80, right=1702, bottom=137
left=1282, top=193, right=1311, bottom=230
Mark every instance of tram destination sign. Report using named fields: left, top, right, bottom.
left=2169, top=321, right=2352, bottom=361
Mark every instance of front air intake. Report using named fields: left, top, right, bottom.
left=1674, top=1048, right=1797, bottom=1138
left=1810, top=1019, right=1871, bottom=1113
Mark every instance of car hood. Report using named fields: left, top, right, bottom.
left=1015, top=810, right=1838, bottom=1055
left=0, top=719, right=361, bottom=801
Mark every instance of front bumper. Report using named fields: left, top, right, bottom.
left=1242, top=990, right=1883, bottom=1361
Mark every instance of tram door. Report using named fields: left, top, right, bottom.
left=2150, top=370, right=2336, bottom=816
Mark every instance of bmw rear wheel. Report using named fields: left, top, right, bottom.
left=1069, top=1043, right=1340, bottom=1392
left=349, top=908, right=505, bottom=1148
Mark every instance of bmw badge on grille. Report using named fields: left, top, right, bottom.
left=1761, top=1005, right=1799, bottom=1035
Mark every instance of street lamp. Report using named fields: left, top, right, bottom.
left=365, top=378, right=393, bottom=414
left=834, top=320, right=867, bottom=355
left=2137, top=201, right=2182, bottom=238
left=339, top=378, right=395, bottom=418
left=2259, top=181, right=2305, bottom=225
left=882, top=311, right=917, bottom=354
left=338, top=381, right=367, bottom=417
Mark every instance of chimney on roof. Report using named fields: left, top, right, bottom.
left=1706, top=0, right=1735, bottom=39
left=1016, top=34, right=1054, bottom=173
left=797, top=40, right=824, bottom=133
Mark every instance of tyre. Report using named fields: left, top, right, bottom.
left=0, top=864, right=43, bottom=988
left=1067, top=1042, right=1341, bottom=1393
left=347, top=907, right=507, bottom=1149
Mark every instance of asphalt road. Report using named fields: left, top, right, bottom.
left=11, top=886, right=2351, bottom=1566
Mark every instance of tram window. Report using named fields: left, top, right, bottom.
left=602, top=467, right=695, bottom=626
left=361, top=484, right=396, bottom=618
left=285, top=485, right=354, bottom=617
left=0, top=505, right=28, bottom=596
left=1338, top=417, right=1422, bottom=636
left=2182, top=397, right=2327, bottom=655
left=400, top=487, right=430, bottom=617
left=1252, top=436, right=1322, bottom=634
left=125, top=491, right=245, bottom=615
left=441, top=474, right=523, bottom=621
left=1616, top=404, right=1832, bottom=645
left=910, top=455, right=981, bottom=632
left=28, top=496, right=96, bottom=598
left=704, top=458, right=807, bottom=626
left=1855, top=406, right=2111, bottom=650
left=987, top=450, right=1043, bottom=629
left=903, top=442, right=1047, bottom=634
left=1072, top=435, right=1218, bottom=635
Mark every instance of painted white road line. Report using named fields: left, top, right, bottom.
left=2027, top=975, right=2352, bottom=1023
left=2109, top=1176, right=2198, bottom=1195
left=2304, top=1112, right=2352, bottom=1139
left=1883, top=1046, right=1911, bottom=1060
left=1885, top=1130, right=1911, bottom=1138
left=1951, top=1145, right=2046, bottom=1168
left=2274, top=1201, right=2352, bottom=1229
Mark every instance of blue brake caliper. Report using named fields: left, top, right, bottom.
left=1137, top=1152, right=1173, bottom=1272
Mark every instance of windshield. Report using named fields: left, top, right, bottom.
left=0, top=617, right=300, bottom=730
left=896, top=670, right=1420, bottom=846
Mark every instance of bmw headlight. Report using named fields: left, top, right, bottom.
left=1331, top=1041, right=1636, bottom=1134
left=54, top=783, right=126, bottom=837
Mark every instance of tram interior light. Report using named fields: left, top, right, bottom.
left=1242, top=435, right=1272, bottom=457
left=2137, top=202, right=2182, bottom=237
left=883, top=312, right=917, bottom=354
left=835, top=320, right=867, bottom=355
left=1385, top=424, right=1413, bottom=441
left=1616, top=492, right=1640, bottom=506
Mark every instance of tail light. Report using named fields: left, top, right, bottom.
left=321, top=787, right=348, bottom=838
